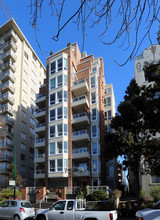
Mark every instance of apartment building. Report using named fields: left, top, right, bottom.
left=34, top=43, right=112, bottom=189
left=133, top=44, right=160, bottom=193
left=104, top=84, right=118, bottom=191
left=0, top=18, right=46, bottom=187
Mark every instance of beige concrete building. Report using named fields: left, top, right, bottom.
left=0, top=18, right=46, bottom=187
left=34, top=43, right=113, bottom=190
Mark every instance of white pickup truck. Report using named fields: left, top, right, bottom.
left=35, top=199, right=118, bottom=220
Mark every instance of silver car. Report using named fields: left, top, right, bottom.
left=0, top=200, right=35, bottom=220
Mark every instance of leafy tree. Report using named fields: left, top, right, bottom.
left=104, top=76, right=160, bottom=197
left=7, top=162, right=23, bottom=187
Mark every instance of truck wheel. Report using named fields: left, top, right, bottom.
left=13, top=215, right=20, bottom=220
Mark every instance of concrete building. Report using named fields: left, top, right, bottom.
left=34, top=43, right=116, bottom=190
left=0, top=18, right=46, bottom=187
left=104, top=84, right=118, bottom=191
left=134, top=44, right=160, bottom=193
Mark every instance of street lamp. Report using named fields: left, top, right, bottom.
left=0, top=126, right=16, bottom=199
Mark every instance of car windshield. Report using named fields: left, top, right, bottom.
left=152, top=201, right=160, bottom=209
left=21, top=202, right=33, bottom=208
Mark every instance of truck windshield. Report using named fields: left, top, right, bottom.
left=52, top=201, right=66, bottom=210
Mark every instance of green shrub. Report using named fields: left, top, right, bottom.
left=86, top=189, right=108, bottom=201
left=149, top=186, right=160, bottom=202
left=140, top=190, right=151, bottom=202
left=0, top=189, right=22, bottom=201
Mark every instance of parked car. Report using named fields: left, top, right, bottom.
left=0, top=200, right=35, bottom=220
left=136, top=200, right=160, bottom=220
left=35, top=199, right=118, bottom=220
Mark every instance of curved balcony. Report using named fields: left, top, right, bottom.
left=72, top=79, right=89, bottom=97
left=35, top=138, right=45, bottom=148
left=2, top=49, right=17, bottom=62
left=72, top=95, right=89, bottom=112
left=0, top=70, right=16, bottom=83
left=72, top=112, right=89, bottom=127
left=2, top=39, right=17, bottom=52
left=72, top=130, right=90, bottom=143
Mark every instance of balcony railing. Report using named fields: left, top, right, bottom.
left=2, top=61, right=16, bottom=72
left=72, top=95, right=86, bottom=103
left=0, top=155, right=13, bottom=161
left=2, top=93, right=15, bottom=103
left=35, top=169, right=45, bottom=174
left=72, top=130, right=87, bottom=136
left=36, top=94, right=46, bottom=99
left=3, top=39, right=17, bottom=51
left=4, top=29, right=18, bottom=42
left=72, top=148, right=88, bottom=154
left=35, top=153, right=45, bottom=158
left=35, top=138, right=45, bottom=144
left=72, top=112, right=87, bottom=119
left=2, top=69, right=16, bottom=81
left=2, top=49, right=17, bottom=61
left=36, top=123, right=45, bottom=129
left=72, top=78, right=86, bottom=86
left=36, top=108, right=46, bottom=114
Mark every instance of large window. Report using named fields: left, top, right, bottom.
left=107, top=110, right=112, bottom=120
left=57, top=159, right=62, bottom=171
left=50, top=126, right=55, bottom=138
left=57, top=107, right=62, bottom=119
left=92, top=142, right=98, bottom=155
left=58, top=58, right=62, bottom=71
left=50, top=143, right=55, bottom=155
left=91, top=77, right=96, bottom=88
left=104, top=97, right=111, bottom=107
left=64, top=141, right=68, bottom=153
left=57, top=91, right=62, bottom=103
left=57, top=142, right=62, bottom=154
left=106, top=166, right=114, bottom=177
left=58, top=75, right=62, bottom=87
left=50, top=109, right=56, bottom=121
left=92, top=125, right=97, bottom=137
left=50, top=93, right=56, bottom=105
left=92, top=159, right=98, bottom=173
left=50, top=124, right=68, bottom=138
left=64, top=58, right=67, bottom=70
left=51, top=61, right=56, bottom=75
left=50, top=78, right=56, bottom=90
left=91, top=92, right=96, bottom=104
left=92, top=108, right=97, bottom=120
left=50, top=160, right=55, bottom=172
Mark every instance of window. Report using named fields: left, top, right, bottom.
left=58, top=58, right=62, bottom=71
left=57, top=142, right=62, bottom=154
left=104, top=97, right=111, bottom=107
left=22, top=90, right=27, bottom=99
left=21, top=143, right=26, bottom=150
left=24, top=51, right=29, bottom=60
left=24, top=61, right=28, bottom=70
left=21, top=154, right=25, bottom=161
left=50, top=126, right=55, bottom=138
left=92, top=125, right=97, bottom=137
left=23, top=80, right=27, bottom=89
left=106, top=166, right=114, bottom=177
left=23, top=70, right=28, bottom=80
left=57, top=159, right=62, bottom=171
left=92, top=159, right=98, bottom=172
left=92, top=109, right=96, bottom=120
left=64, top=107, right=67, bottom=119
left=105, top=87, right=111, bottom=94
left=57, top=91, right=62, bottom=103
left=64, top=124, right=67, bottom=136
left=20, top=165, right=26, bottom=173
left=30, top=127, right=35, bottom=135
left=64, top=58, right=67, bottom=70
left=58, top=75, right=62, bottom=87
left=91, top=77, right=95, bottom=88
left=50, top=143, right=55, bottom=155
left=50, top=93, right=56, bottom=105
left=57, top=124, right=62, bottom=136
left=22, top=110, right=27, bottom=118
left=91, top=92, right=96, bottom=104
left=57, top=107, right=62, bottom=119
left=32, top=62, right=37, bottom=71
left=31, top=80, right=36, bottom=88
left=52, top=201, right=66, bottom=210
left=50, top=160, right=55, bottom=172
left=21, top=121, right=26, bottom=129
left=30, top=117, right=35, bottom=126
left=64, top=159, right=68, bottom=172
left=64, top=91, right=67, bottom=102
left=64, top=75, right=67, bottom=86
left=30, top=98, right=36, bottom=107
left=31, top=71, right=37, bottom=80
left=152, top=176, right=160, bottom=183
left=22, top=100, right=27, bottom=108
left=50, top=109, right=56, bottom=121
left=51, top=61, right=56, bottom=74
left=107, top=110, right=112, bottom=120
left=92, top=142, right=98, bottom=155
left=50, top=78, right=56, bottom=90
left=21, top=132, right=26, bottom=140
left=92, top=67, right=97, bottom=72
left=64, top=141, right=68, bottom=153
left=30, top=107, right=35, bottom=115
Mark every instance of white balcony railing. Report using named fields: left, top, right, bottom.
left=72, top=130, right=87, bottom=136
left=72, top=78, right=86, bottom=86
left=72, top=148, right=88, bottom=154
left=72, top=112, right=87, bottom=119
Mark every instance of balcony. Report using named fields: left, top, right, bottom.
left=72, top=148, right=90, bottom=159
left=72, top=112, right=89, bottom=127
left=2, top=115, right=14, bottom=126
left=0, top=70, right=16, bottom=83
left=34, top=169, right=45, bottom=179
left=35, top=123, right=45, bottom=135
left=0, top=155, right=13, bottom=162
left=34, top=153, right=45, bottom=163
left=72, top=95, right=89, bottom=111
left=2, top=60, right=16, bottom=73
left=3, top=29, right=18, bottom=42
left=72, top=167, right=90, bottom=177
left=0, top=168, right=8, bottom=174
left=1, top=83, right=15, bottom=94
left=72, top=79, right=89, bottom=97
left=36, top=94, right=46, bottom=108
left=35, top=138, right=45, bottom=148
left=0, top=105, right=13, bottom=116
left=2, top=49, right=17, bottom=62
left=1, top=93, right=15, bottom=105
left=3, top=39, right=17, bottom=52
left=35, top=108, right=46, bottom=120
left=0, top=140, right=13, bottom=150
left=72, top=130, right=90, bottom=143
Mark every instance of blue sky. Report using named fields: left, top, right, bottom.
left=0, top=0, right=158, bottom=110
